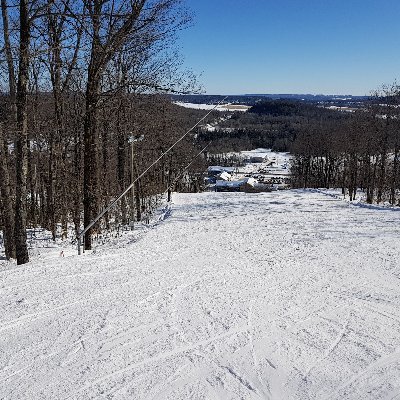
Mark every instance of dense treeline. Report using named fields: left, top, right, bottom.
left=0, top=91, right=211, bottom=259
left=200, top=95, right=400, bottom=206
left=198, top=100, right=347, bottom=153
left=248, top=100, right=323, bottom=116
left=0, top=0, right=208, bottom=263
left=290, top=86, right=400, bottom=206
left=0, top=94, right=213, bottom=253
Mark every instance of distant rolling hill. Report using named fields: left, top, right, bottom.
left=171, top=93, right=368, bottom=107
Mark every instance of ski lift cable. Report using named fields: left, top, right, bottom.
left=77, top=96, right=228, bottom=250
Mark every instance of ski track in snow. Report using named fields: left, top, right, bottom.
left=1, top=189, right=400, bottom=399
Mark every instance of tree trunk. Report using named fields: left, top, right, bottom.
left=46, top=139, right=56, bottom=240
left=83, top=80, right=100, bottom=250
left=73, top=127, right=82, bottom=238
left=117, top=125, right=127, bottom=225
left=14, top=0, right=30, bottom=265
left=377, top=150, right=386, bottom=204
left=390, top=146, right=399, bottom=205
left=27, top=151, right=37, bottom=227
left=102, top=117, right=110, bottom=230
left=1, top=0, right=17, bottom=259
left=0, top=124, right=16, bottom=259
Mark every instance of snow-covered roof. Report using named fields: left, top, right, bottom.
left=243, top=177, right=257, bottom=186
left=218, top=172, right=231, bottom=181
left=216, top=177, right=257, bottom=188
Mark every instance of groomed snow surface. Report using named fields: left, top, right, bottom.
left=1, top=190, right=400, bottom=399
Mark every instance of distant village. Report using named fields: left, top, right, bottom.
left=206, top=149, right=291, bottom=192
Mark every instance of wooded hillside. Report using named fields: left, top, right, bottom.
left=0, top=0, right=207, bottom=264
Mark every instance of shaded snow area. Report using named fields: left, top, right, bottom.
left=1, top=190, right=400, bottom=399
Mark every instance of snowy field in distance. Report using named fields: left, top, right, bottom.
left=174, top=101, right=250, bottom=112
left=1, top=190, right=400, bottom=399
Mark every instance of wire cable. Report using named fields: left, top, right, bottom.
left=77, top=96, right=228, bottom=245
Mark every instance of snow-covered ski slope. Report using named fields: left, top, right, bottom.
left=1, top=190, right=400, bottom=400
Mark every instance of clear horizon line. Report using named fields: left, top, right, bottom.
left=176, top=93, right=369, bottom=97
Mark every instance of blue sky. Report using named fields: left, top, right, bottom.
left=178, top=0, right=400, bottom=95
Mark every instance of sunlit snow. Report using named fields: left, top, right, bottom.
left=1, top=190, right=400, bottom=399
left=174, top=102, right=250, bottom=112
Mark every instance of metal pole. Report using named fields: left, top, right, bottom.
left=131, top=140, right=135, bottom=228
left=76, top=98, right=227, bottom=254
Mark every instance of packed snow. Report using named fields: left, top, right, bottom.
left=1, top=190, right=400, bottom=399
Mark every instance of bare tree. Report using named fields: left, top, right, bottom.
left=0, top=0, right=17, bottom=259
left=0, top=0, right=201, bottom=260
left=14, top=0, right=32, bottom=264
left=80, top=0, right=193, bottom=249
